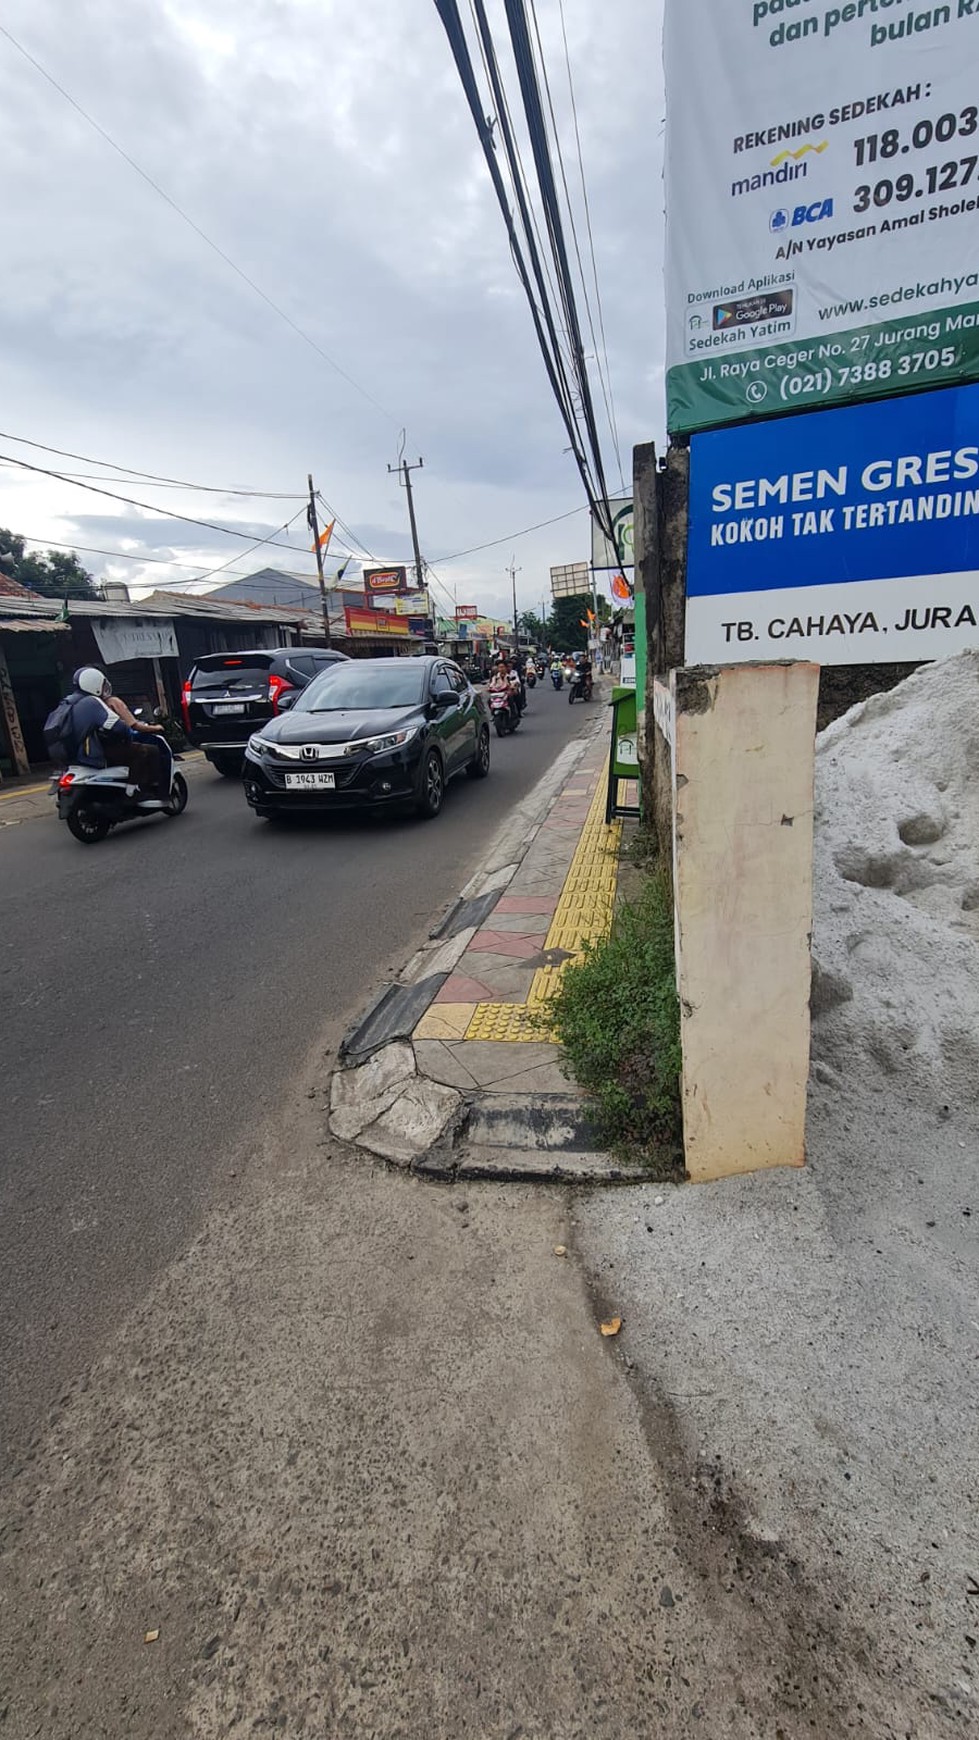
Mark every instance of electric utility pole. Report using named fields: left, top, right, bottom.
left=508, top=557, right=521, bottom=654
left=388, top=452, right=426, bottom=592
left=306, top=474, right=332, bottom=649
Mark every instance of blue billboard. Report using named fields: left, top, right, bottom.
left=687, top=383, right=979, bottom=666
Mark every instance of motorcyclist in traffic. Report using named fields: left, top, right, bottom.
left=490, top=659, right=521, bottom=731
left=67, top=668, right=168, bottom=795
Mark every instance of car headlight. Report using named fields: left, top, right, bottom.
left=246, top=733, right=273, bottom=757
left=351, top=727, right=418, bottom=756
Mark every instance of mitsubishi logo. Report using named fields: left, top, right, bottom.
left=301, top=744, right=319, bottom=761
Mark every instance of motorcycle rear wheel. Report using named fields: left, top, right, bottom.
left=164, top=772, right=189, bottom=817
left=66, top=805, right=111, bottom=845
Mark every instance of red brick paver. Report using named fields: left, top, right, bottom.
left=467, top=930, right=542, bottom=960
left=496, top=895, right=559, bottom=916
left=435, top=973, right=498, bottom=1003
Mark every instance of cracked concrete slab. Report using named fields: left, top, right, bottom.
left=329, top=1041, right=417, bottom=1141
left=440, top=1040, right=564, bottom=1088
left=356, top=1077, right=462, bottom=1163
left=413, top=1040, right=480, bottom=1092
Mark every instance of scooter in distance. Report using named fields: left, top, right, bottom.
left=568, top=668, right=594, bottom=704
left=489, top=688, right=520, bottom=737
left=53, top=731, right=188, bottom=844
left=550, top=666, right=563, bottom=691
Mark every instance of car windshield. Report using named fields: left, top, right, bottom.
left=300, top=661, right=427, bottom=712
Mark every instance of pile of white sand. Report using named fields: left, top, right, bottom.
left=811, top=650, right=979, bottom=1117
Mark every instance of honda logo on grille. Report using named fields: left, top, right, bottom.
left=301, top=745, right=319, bottom=761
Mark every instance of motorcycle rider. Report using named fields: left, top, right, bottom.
left=66, top=667, right=168, bottom=795
left=572, top=652, right=594, bottom=700
left=489, top=659, right=520, bottom=731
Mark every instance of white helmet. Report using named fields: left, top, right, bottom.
left=75, top=666, right=108, bottom=697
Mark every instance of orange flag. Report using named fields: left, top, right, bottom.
left=314, top=519, right=335, bottom=553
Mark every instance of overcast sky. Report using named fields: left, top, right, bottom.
left=0, top=0, right=664, bottom=623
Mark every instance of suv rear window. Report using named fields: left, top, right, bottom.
left=191, top=656, right=273, bottom=692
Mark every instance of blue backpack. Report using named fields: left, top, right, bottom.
left=43, top=695, right=81, bottom=765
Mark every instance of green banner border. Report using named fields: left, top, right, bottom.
left=668, top=299, right=979, bottom=435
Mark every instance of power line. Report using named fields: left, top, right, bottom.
left=0, top=22, right=398, bottom=426
left=433, top=503, right=586, bottom=563
left=0, top=431, right=305, bottom=496
left=14, top=535, right=298, bottom=575
left=434, top=0, right=621, bottom=560
left=434, top=0, right=599, bottom=525
left=533, top=0, right=624, bottom=492
left=555, top=0, right=623, bottom=491
left=12, top=509, right=312, bottom=593
left=0, top=449, right=311, bottom=550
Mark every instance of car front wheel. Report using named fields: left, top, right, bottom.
left=467, top=725, right=491, bottom=779
left=415, top=749, right=444, bottom=819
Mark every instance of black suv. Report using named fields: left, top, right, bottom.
left=242, top=656, right=491, bottom=821
left=181, top=648, right=348, bottom=775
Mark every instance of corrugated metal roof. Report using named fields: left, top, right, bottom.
left=0, top=617, right=67, bottom=633
left=0, top=590, right=319, bottom=628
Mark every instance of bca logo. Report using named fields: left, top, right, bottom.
left=789, top=199, right=834, bottom=227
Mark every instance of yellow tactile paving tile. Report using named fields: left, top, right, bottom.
left=464, top=1002, right=551, bottom=1043
left=460, top=776, right=622, bottom=1043
left=414, top=1003, right=477, bottom=1041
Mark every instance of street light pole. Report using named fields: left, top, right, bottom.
left=306, top=474, right=332, bottom=649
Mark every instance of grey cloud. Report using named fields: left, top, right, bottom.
left=0, top=0, right=663, bottom=600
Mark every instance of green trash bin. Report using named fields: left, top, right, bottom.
left=606, top=686, right=641, bottom=824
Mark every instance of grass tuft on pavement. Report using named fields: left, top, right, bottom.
left=549, top=868, right=683, bottom=1177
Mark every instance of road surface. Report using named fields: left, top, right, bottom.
left=0, top=681, right=588, bottom=1469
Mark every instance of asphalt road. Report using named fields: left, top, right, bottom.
left=0, top=679, right=590, bottom=1472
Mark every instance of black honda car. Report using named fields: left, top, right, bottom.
left=242, top=656, right=491, bottom=821
left=182, top=648, right=349, bottom=776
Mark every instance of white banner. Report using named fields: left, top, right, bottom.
left=591, top=498, right=634, bottom=569
left=93, top=618, right=178, bottom=664
left=665, top=0, right=979, bottom=432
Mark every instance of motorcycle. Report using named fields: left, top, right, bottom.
left=525, top=668, right=537, bottom=689
left=489, top=688, right=520, bottom=737
left=53, top=727, right=188, bottom=844
left=568, top=670, right=594, bottom=704
left=550, top=667, right=563, bottom=691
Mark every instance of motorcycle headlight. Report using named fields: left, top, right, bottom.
left=354, top=727, right=418, bottom=756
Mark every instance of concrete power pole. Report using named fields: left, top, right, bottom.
left=306, top=475, right=332, bottom=649
left=508, top=557, right=522, bottom=654
left=388, top=454, right=426, bottom=593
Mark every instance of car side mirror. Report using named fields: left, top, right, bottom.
left=277, top=690, right=298, bottom=711
left=433, top=689, right=456, bottom=709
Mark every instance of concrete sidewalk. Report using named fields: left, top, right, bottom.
left=329, top=706, right=643, bottom=1181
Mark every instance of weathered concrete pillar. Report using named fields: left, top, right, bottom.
left=673, top=661, right=818, bottom=1183
left=0, top=643, right=30, bottom=777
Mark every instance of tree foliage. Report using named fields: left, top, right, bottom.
left=0, top=530, right=97, bottom=600
left=545, top=593, right=591, bottom=652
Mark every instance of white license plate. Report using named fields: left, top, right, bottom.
left=212, top=703, right=245, bottom=715
left=284, top=771, right=336, bottom=790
